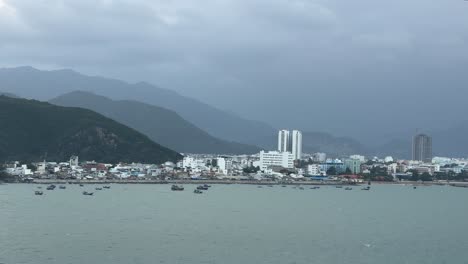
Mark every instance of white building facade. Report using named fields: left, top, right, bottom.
left=217, top=157, right=232, bottom=175
left=277, top=130, right=290, bottom=152
left=291, top=130, right=302, bottom=160
left=259, top=151, right=294, bottom=170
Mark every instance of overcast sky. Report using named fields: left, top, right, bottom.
left=1, top=0, right=468, bottom=143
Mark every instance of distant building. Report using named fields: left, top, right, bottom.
left=349, top=155, right=366, bottom=162
left=307, top=164, right=325, bottom=176
left=344, top=159, right=362, bottom=174
left=312, top=152, right=327, bottom=163
left=69, top=156, right=79, bottom=167
left=320, top=159, right=346, bottom=174
left=277, top=130, right=290, bottom=152
left=217, top=157, right=232, bottom=175
left=291, top=130, right=302, bottom=160
left=259, top=150, right=294, bottom=170
left=412, top=134, right=432, bottom=163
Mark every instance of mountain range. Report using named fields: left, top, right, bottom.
left=1, top=66, right=468, bottom=158
left=50, top=91, right=260, bottom=154
left=0, top=96, right=181, bottom=163
left=0, top=66, right=275, bottom=149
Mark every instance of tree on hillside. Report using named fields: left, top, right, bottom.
left=326, top=166, right=337, bottom=176
left=410, top=170, right=420, bottom=181
left=420, top=172, right=433, bottom=182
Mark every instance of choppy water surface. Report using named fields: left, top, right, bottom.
left=1, top=184, right=468, bottom=264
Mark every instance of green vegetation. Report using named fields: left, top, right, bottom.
left=243, top=166, right=260, bottom=174
left=361, top=166, right=393, bottom=181
left=326, top=166, right=337, bottom=176
left=50, top=91, right=261, bottom=154
left=0, top=96, right=181, bottom=163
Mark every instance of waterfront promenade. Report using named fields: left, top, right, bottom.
left=18, top=179, right=468, bottom=187
left=27, top=179, right=352, bottom=186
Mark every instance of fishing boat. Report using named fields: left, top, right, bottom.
left=194, top=189, right=203, bottom=194
left=34, top=191, right=44, bottom=195
left=171, top=185, right=184, bottom=191
left=103, top=186, right=111, bottom=189
left=82, top=191, right=94, bottom=196
left=95, top=187, right=103, bottom=190
left=361, top=186, right=371, bottom=191
left=59, top=186, right=66, bottom=189
left=345, top=187, right=353, bottom=190
left=197, top=185, right=209, bottom=190
left=46, top=185, right=56, bottom=190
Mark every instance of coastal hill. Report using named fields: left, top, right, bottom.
left=302, top=132, right=369, bottom=157
left=50, top=91, right=261, bottom=154
left=0, top=96, right=181, bottom=163
left=0, top=66, right=276, bottom=149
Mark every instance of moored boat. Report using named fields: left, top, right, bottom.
left=194, top=189, right=203, bottom=194
left=82, top=191, right=94, bottom=196
left=35, top=191, right=44, bottom=195
left=345, top=187, right=353, bottom=190
left=171, top=185, right=184, bottom=191
left=59, top=186, right=66, bottom=189
left=196, top=185, right=209, bottom=190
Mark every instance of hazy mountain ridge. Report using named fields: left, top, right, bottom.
left=0, top=66, right=276, bottom=148
left=0, top=96, right=181, bottom=163
left=302, top=132, right=369, bottom=157
left=50, top=91, right=261, bottom=154
left=3, top=66, right=468, bottom=158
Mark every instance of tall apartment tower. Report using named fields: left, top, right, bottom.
left=291, top=130, right=302, bottom=160
left=278, top=130, right=290, bottom=152
left=412, top=133, right=432, bottom=163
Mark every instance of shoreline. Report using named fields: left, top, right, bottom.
left=9, top=179, right=468, bottom=187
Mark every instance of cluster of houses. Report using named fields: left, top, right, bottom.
left=4, top=152, right=468, bottom=182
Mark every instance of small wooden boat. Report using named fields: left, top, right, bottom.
left=171, top=185, right=184, bottom=191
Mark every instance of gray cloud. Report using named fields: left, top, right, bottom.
left=1, top=0, right=468, bottom=144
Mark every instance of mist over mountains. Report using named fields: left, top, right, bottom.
left=0, top=66, right=274, bottom=149
left=51, top=91, right=260, bottom=155
left=1, top=66, right=468, bottom=158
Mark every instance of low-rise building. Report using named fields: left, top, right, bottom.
left=259, top=151, right=294, bottom=171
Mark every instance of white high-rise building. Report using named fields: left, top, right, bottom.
left=259, top=151, right=294, bottom=170
left=291, top=130, right=302, bottom=160
left=277, top=130, right=290, bottom=152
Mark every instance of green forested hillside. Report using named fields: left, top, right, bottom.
left=0, top=96, right=181, bottom=163
left=51, top=91, right=260, bottom=154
